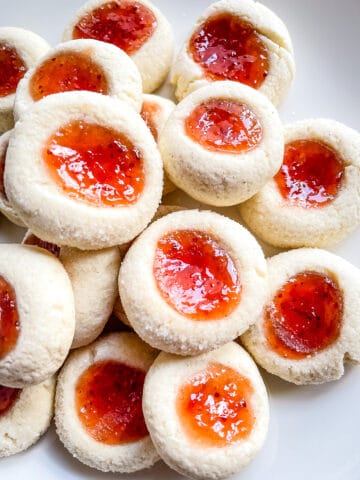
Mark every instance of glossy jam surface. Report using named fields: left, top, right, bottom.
left=189, top=14, right=269, bottom=88
left=141, top=101, right=160, bottom=141
left=185, top=99, right=262, bottom=153
left=0, top=385, right=21, bottom=416
left=0, top=276, right=20, bottom=361
left=76, top=360, right=148, bottom=445
left=153, top=230, right=241, bottom=320
left=275, top=140, right=344, bottom=208
left=0, top=42, right=27, bottom=97
left=24, top=233, right=60, bottom=258
left=265, top=271, right=343, bottom=359
left=30, top=51, right=108, bottom=101
left=0, top=143, right=8, bottom=200
left=177, top=363, right=254, bottom=447
left=73, top=0, right=157, bottom=55
left=43, top=120, right=144, bottom=206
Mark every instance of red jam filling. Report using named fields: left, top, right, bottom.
left=185, top=99, right=262, bottom=153
left=0, top=142, right=8, bottom=200
left=189, top=14, right=269, bottom=88
left=43, top=120, right=144, bottom=206
left=76, top=360, right=148, bottom=445
left=0, top=276, right=20, bottom=361
left=177, top=362, right=254, bottom=447
left=0, top=41, right=27, bottom=97
left=24, top=233, right=60, bottom=258
left=73, top=0, right=157, bottom=55
left=153, top=230, right=241, bottom=320
left=265, top=271, right=343, bottom=359
left=0, top=385, right=21, bottom=416
left=274, top=140, right=344, bottom=208
left=29, top=51, right=108, bottom=101
left=141, top=101, right=160, bottom=141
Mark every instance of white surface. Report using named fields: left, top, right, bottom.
left=0, top=0, right=359, bottom=478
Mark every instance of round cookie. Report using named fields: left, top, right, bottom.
left=159, top=81, right=284, bottom=206
left=0, top=377, right=55, bottom=457
left=143, top=342, right=269, bottom=480
left=14, top=39, right=143, bottom=120
left=0, top=244, right=75, bottom=388
left=171, top=0, right=295, bottom=106
left=240, top=119, right=360, bottom=248
left=241, top=248, right=360, bottom=385
left=55, top=332, right=159, bottom=473
left=0, top=27, right=50, bottom=133
left=63, top=0, right=174, bottom=93
left=119, top=209, right=268, bottom=355
left=5, top=91, right=163, bottom=250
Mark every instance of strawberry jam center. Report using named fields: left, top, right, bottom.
left=265, top=271, right=343, bottom=359
left=177, top=362, right=254, bottom=447
left=76, top=360, right=148, bottom=445
left=141, top=101, right=161, bottom=141
left=0, top=276, right=20, bottom=361
left=43, top=120, right=144, bottom=206
left=0, top=42, right=27, bottom=97
left=0, top=385, right=21, bottom=416
left=24, top=233, right=60, bottom=258
left=185, top=99, right=262, bottom=153
left=153, top=230, right=241, bottom=320
left=189, top=14, right=269, bottom=88
left=29, top=51, right=108, bottom=101
left=0, top=141, right=8, bottom=200
left=73, top=0, right=157, bottom=55
left=274, top=140, right=344, bottom=207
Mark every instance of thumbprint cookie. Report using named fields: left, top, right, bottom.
left=119, top=210, right=267, bottom=355
left=171, top=0, right=295, bottom=106
left=5, top=91, right=163, bottom=250
left=143, top=342, right=269, bottom=480
left=240, top=119, right=360, bottom=248
left=55, top=332, right=159, bottom=473
left=63, top=0, right=174, bottom=93
left=0, top=244, right=75, bottom=388
left=242, top=249, right=360, bottom=385
left=159, top=81, right=283, bottom=206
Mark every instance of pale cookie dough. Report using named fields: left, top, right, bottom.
left=55, top=332, right=159, bottom=473
left=159, top=81, right=284, bottom=206
left=0, top=244, right=75, bottom=388
left=0, top=27, right=50, bottom=134
left=63, top=0, right=174, bottom=93
left=119, top=209, right=267, bottom=356
left=14, top=39, right=143, bottom=120
left=143, top=342, right=269, bottom=480
left=171, top=0, right=295, bottom=106
left=5, top=91, right=163, bottom=250
left=240, top=119, right=360, bottom=248
left=0, top=377, right=55, bottom=457
left=241, top=248, right=360, bottom=385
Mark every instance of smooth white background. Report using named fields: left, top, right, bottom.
left=0, top=0, right=360, bottom=479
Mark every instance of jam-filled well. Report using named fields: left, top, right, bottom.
left=265, top=271, right=343, bottom=359
left=0, top=275, right=20, bottom=361
left=177, top=363, right=254, bottom=447
left=0, top=141, right=8, bottom=200
left=185, top=99, right=262, bottom=153
left=43, top=120, right=144, bottom=206
left=141, top=101, right=161, bottom=141
left=153, top=230, right=241, bottom=320
left=189, top=14, right=269, bottom=88
left=24, top=233, right=60, bottom=258
left=0, top=385, right=21, bottom=416
left=0, top=41, right=26, bottom=97
left=274, top=140, right=344, bottom=208
left=73, top=0, right=157, bottom=55
left=76, top=360, right=148, bottom=445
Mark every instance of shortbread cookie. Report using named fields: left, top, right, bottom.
left=171, top=0, right=295, bottom=106
left=63, top=0, right=174, bottom=93
left=0, top=27, right=49, bottom=133
left=55, top=332, right=159, bottom=473
left=0, top=377, right=55, bottom=457
left=119, top=210, right=267, bottom=355
left=240, top=119, right=360, bottom=248
left=5, top=91, right=163, bottom=250
left=143, top=342, right=269, bottom=480
left=0, top=244, right=75, bottom=388
left=242, top=249, right=360, bottom=385
left=14, top=39, right=142, bottom=120
left=159, top=81, right=283, bottom=206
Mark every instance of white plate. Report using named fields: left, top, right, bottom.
left=1, top=0, right=360, bottom=479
